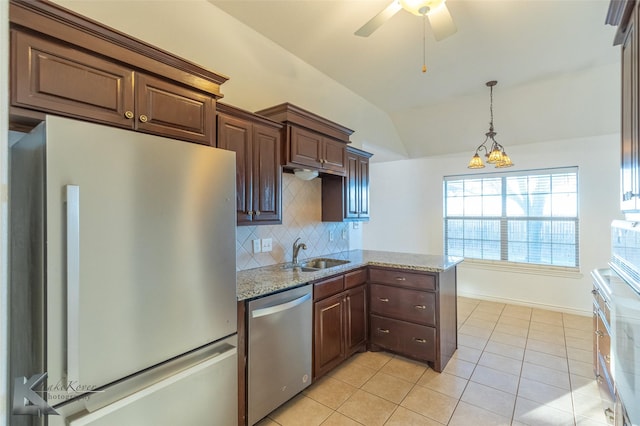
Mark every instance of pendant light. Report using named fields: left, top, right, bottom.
left=467, top=80, right=513, bottom=169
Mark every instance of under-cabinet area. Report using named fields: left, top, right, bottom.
left=236, top=250, right=462, bottom=425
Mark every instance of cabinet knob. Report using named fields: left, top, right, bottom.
left=413, top=338, right=427, bottom=343
left=378, top=297, right=389, bottom=302
left=377, top=328, right=390, bottom=334
left=591, top=289, right=598, bottom=295
left=139, top=114, right=148, bottom=123
left=248, top=211, right=254, bottom=216
left=124, top=110, right=134, bottom=119
left=255, top=210, right=261, bottom=216
left=414, top=305, right=426, bottom=310
left=605, top=354, right=611, bottom=363
left=320, top=159, right=325, bottom=164
left=595, top=330, right=604, bottom=337
left=596, top=374, right=603, bottom=384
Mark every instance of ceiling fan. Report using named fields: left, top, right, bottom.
left=354, top=0, right=457, bottom=41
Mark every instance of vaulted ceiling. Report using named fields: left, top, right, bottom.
left=210, top=0, right=620, bottom=160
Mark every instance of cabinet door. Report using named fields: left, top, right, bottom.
left=322, top=138, right=347, bottom=174
left=252, top=124, right=282, bottom=224
left=135, top=73, right=214, bottom=145
left=217, top=113, right=253, bottom=224
left=345, top=285, right=367, bottom=355
left=344, top=152, right=360, bottom=219
left=358, top=156, right=370, bottom=219
left=290, top=126, right=322, bottom=168
left=313, top=294, right=345, bottom=379
left=11, top=30, right=134, bottom=127
left=621, top=5, right=638, bottom=211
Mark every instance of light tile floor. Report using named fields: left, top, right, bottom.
left=257, top=297, right=608, bottom=426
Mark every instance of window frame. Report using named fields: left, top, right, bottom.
left=443, top=167, right=580, bottom=271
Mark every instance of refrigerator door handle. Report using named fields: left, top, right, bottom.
left=66, top=185, right=81, bottom=384
left=251, top=292, right=311, bottom=319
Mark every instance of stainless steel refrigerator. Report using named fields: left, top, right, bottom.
left=9, top=116, right=238, bottom=425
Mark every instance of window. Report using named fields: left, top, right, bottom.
left=444, top=167, right=579, bottom=268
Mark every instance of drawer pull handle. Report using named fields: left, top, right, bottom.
left=413, top=338, right=427, bottom=343
left=377, top=328, right=390, bottom=334
left=414, top=305, right=426, bottom=310
left=395, top=277, right=406, bottom=281
left=378, top=297, right=389, bottom=302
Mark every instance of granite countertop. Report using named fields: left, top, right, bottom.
left=237, top=249, right=463, bottom=301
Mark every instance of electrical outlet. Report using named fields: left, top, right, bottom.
left=261, top=238, right=272, bottom=252
left=252, top=239, right=261, bottom=253
left=329, top=231, right=334, bottom=242
left=341, top=228, right=347, bottom=240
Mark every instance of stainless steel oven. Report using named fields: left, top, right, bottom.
left=609, top=220, right=640, bottom=426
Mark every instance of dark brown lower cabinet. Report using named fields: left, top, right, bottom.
left=313, top=269, right=367, bottom=380
left=368, top=266, right=457, bottom=372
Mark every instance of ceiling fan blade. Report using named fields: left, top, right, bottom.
left=354, top=1, right=402, bottom=37
left=427, top=4, right=457, bottom=41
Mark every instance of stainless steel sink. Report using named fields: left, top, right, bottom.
left=301, top=258, right=350, bottom=270
left=282, top=258, right=350, bottom=272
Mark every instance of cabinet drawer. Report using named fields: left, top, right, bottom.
left=345, top=268, right=367, bottom=289
left=369, top=268, right=436, bottom=291
left=370, top=284, right=435, bottom=326
left=314, top=275, right=345, bottom=300
left=370, top=315, right=436, bottom=362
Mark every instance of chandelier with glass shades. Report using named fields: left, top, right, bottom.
left=467, top=80, right=514, bottom=169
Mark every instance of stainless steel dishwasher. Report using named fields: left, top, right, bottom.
left=247, top=284, right=313, bottom=425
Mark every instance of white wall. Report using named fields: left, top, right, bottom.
left=364, top=134, right=622, bottom=314
left=52, top=0, right=407, bottom=162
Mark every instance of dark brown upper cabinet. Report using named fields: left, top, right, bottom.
left=9, top=0, right=226, bottom=145
left=322, top=146, right=373, bottom=222
left=608, top=0, right=640, bottom=211
left=256, top=103, right=353, bottom=177
left=217, top=103, right=282, bottom=226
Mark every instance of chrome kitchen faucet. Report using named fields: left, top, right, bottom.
left=292, top=238, right=307, bottom=265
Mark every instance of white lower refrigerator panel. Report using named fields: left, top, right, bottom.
left=52, top=340, right=237, bottom=426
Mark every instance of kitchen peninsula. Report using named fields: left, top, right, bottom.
left=236, top=250, right=462, bottom=424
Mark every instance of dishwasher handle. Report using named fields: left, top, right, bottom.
left=251, top=292, right=311, bottom=319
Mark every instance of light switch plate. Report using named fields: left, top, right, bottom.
left=329, top=231, right=334, bottom=242
left=261, top=238, right=273, bottom=252
left=252, top=239, right=261, bottom=253
left=342, top=228, right=348, bottom=239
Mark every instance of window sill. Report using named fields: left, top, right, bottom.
left=458, top=258, right=583, bottom=279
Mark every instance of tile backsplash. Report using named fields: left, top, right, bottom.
left=236, top=173, right=350, bottom=271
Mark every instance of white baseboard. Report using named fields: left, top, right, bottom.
left=457, top=290, right=592, bottom=317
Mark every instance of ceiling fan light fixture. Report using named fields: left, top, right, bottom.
left=468, top=80, right=514, bottom=169
left=399, top=0, right=445, bottom=16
